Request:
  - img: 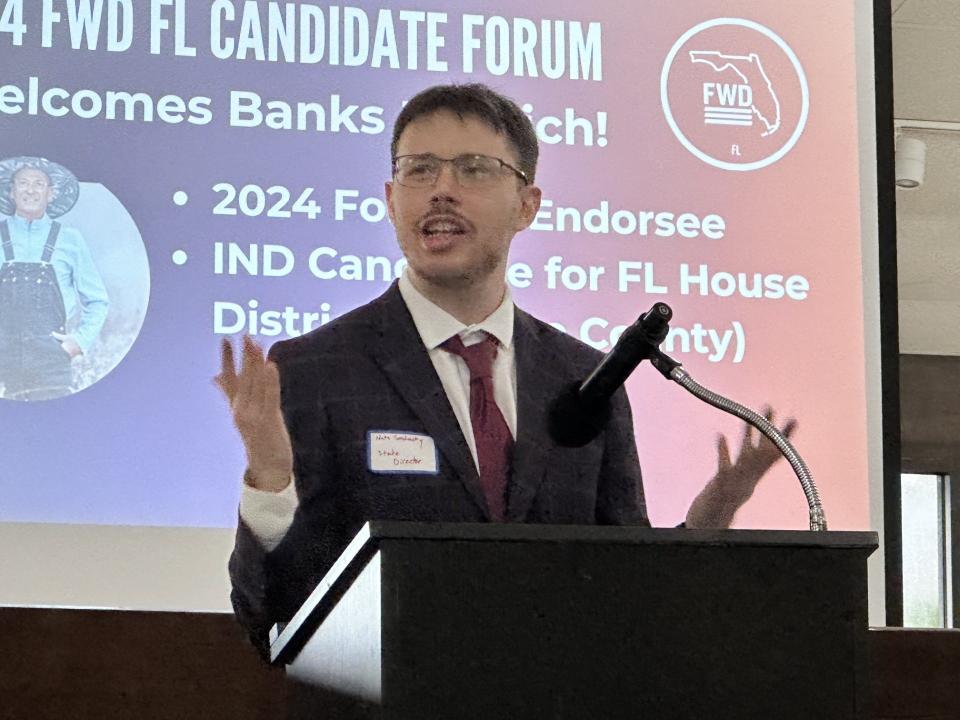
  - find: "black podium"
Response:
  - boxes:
[270,522,878,719]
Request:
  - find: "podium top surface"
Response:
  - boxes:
[270,522,878,663]
[356,521,879,549]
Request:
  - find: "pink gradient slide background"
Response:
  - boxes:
[0,1,871,531]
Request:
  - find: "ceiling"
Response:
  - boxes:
[892,0,960,354]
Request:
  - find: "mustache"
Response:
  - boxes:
[416,206,473,231]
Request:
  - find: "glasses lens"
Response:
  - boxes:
[453,156,500,187]
[395,156,440,187]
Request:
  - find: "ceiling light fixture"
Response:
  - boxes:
[895,136,926,189]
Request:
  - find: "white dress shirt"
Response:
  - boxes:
[239,271,518,550]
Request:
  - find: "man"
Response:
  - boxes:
[0,157,109,401]
[221,84,793,657]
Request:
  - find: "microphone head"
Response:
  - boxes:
[639,303,672,342]
[547,382,612,447]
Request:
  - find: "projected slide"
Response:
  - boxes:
[0,1,869,531]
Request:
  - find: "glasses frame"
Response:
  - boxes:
[391,153,529,188]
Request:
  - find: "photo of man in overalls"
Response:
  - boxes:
[0,157,109,402]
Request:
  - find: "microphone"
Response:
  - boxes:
[548,303,672,447]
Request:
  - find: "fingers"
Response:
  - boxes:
[51,331,66,341]
[240,334,262,374]
[745,406,796,449]
[263,360,282,416]
[729,407,797,466]
[746,407,774,451]
[739,413,754,446]
[215,337,238,401]
[221,337,235,374]
[215,336,269,406]
[757,412,797,450]
[748,406,775,446]
[752,413,798,471]
[236,335,266,411]
[716,434,732,472]
[739,406,773,451]
[781,417,798,438]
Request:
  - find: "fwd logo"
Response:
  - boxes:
[704,83,754,106]
[702,83,754,128]
[660,18,809,172]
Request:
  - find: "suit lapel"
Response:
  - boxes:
[505,309,551,521]
[369,284,490,519]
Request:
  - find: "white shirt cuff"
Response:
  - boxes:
[239,476,298,552]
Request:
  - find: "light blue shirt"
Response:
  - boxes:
[2,213,109,353]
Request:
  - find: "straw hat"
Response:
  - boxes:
[0,156,79,219]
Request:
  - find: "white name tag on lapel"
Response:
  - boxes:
[367,431,439,474]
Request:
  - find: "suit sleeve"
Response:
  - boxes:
[595,385,650,526]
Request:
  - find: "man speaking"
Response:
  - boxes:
[219,84,793,656]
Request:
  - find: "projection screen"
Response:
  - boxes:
[0,0,884,618]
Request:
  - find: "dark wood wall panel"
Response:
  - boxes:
[866,628,960,719]
[900,354,960,472]
[0,607,287,720]
[3,608,960,719]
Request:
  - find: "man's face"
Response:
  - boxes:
[10,168,54,221]
[385,111,541,290]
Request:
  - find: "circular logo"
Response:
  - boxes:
[660,18,809,172]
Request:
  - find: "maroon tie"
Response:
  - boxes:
[442,333,513,521]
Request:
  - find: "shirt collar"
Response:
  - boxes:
[398,270,514,351]
[8,213,52,230]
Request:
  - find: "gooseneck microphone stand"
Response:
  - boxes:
[647,319,828,532]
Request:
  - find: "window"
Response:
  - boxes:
[901,473,953,628]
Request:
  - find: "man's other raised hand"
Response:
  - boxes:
[215,336,293,493]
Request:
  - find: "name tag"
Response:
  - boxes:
[367,431,439,474]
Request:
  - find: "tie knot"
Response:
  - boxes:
[441,333,498,379]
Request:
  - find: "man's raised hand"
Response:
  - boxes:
[215,336,293,492]
[685,407,797,529]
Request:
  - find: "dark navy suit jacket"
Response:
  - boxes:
[229,282,649,655]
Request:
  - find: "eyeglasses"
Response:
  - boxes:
[392,153,529,188]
